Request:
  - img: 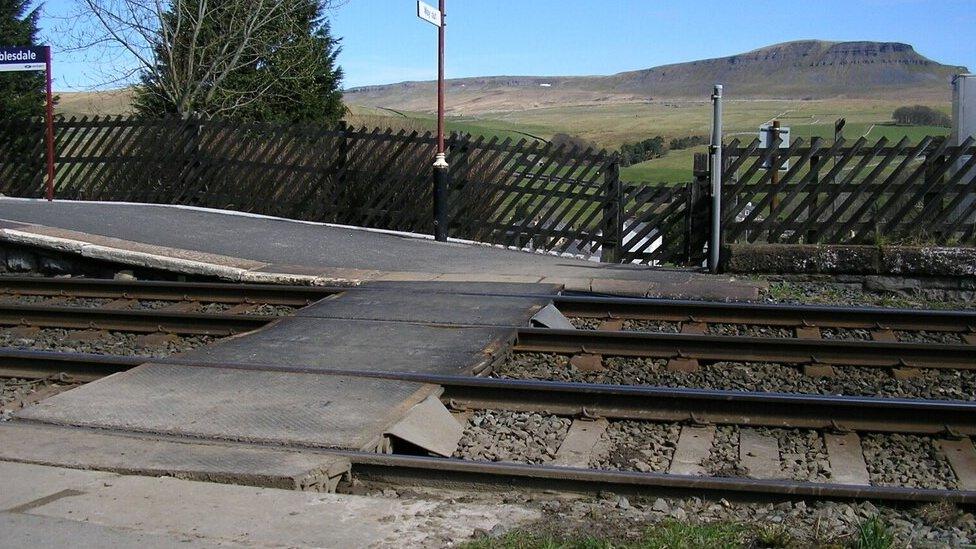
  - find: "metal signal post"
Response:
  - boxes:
[436,0,446,160]
[432,0,449,242]
[418,0,448,241]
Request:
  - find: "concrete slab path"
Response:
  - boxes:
[0,461,538,548]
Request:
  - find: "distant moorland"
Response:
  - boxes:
[54,40,965,183]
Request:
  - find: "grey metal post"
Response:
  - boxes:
[709,85,723,273]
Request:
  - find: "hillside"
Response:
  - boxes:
[346,40,967,114]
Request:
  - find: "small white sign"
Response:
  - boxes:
[417,0,442,27]
[0,47,46,72]
[759,125,790,170]
[0,62,44,72]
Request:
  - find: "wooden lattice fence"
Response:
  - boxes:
[448,134,617,258]
[721,136,976,246]
[6,115,969,268]
[0,116,640,260]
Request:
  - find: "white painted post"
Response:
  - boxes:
[709,85,723,273]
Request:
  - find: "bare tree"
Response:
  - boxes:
[61,0,342,118]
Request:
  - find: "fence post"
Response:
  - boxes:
[708,84,723,273]
[600,159,622,263]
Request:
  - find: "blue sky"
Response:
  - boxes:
[35,0,976,91]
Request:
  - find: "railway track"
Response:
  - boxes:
[0,277,342,305]
[514,327,975,369]
[553,295,976,343]
[0,277,340,337]
[3,279,975,505]
[4,349,975,504]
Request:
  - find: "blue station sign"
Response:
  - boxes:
[0,46,47,72]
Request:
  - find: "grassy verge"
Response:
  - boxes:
[462,516,899,549]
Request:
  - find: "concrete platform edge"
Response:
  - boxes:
[0,227,360,287]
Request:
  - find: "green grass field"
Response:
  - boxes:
[56,95,951,184]
[346,99,951,183]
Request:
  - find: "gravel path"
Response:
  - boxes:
[590,420,680,473]
[0,327,217,357]
[863,434,958,490]
[495,352,976,401]
[453,411,570,464]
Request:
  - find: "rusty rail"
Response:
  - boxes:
[554,295,976,333]
[0,277,342,305]
[2,349,972,435]
[514,328,975,369]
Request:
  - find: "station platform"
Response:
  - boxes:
[0,198,762,300]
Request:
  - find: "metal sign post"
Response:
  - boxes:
[0,46,54,201]
[709,85,723,273]
[417,0,449,241]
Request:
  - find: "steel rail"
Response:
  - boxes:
[0,277,344,305]
[2,349,972,435]
[13,422,971,504]
[341,452,976,504]
[515,328,976,369]
[0,304,272,335]
[0,348,135,381]
[554,295,976,333]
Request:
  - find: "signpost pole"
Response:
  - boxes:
[44,46,54,201]
[709,85,723,273]
[432,0,449,242]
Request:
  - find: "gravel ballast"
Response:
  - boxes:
[706,323,794,338]
[495,352,976,401]
[591,420,681,473]
[1,376,81,421]
[863,433,958,490]
[454,411,571,464]
[700,426,744,478]
[0,294,298,316]
[623,319,681,333]
[0,327,217,358]
[568,315,969,344]
[768,428,831,483]
[0,295,113,308]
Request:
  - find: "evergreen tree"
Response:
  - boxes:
[134,0,344,124]
[0,0,44,119]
